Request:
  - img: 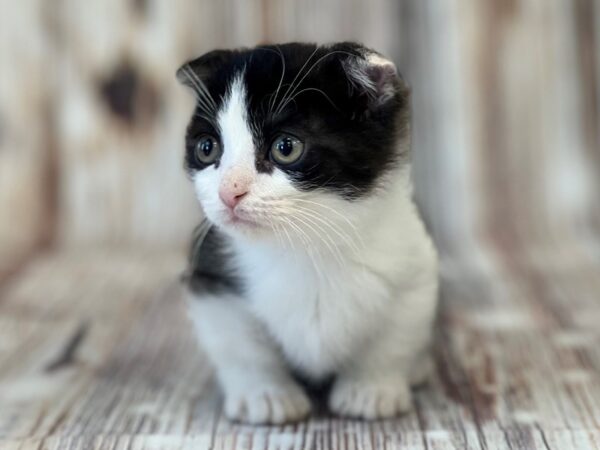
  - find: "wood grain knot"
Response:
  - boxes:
[98,61,160,129]
[132,0,150,17]
[45,322,90,372]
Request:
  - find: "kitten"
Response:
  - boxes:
[177,42,438,424]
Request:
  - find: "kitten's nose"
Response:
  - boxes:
[219,188,247,209]
[219,172,251,209]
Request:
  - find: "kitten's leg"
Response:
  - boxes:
[329,279,437,419]
[187,292,310,424]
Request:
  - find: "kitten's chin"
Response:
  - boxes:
[224,214,258,228]
[215,211,270,240]
[222,223,273,242]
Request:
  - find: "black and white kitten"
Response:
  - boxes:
[177,42,438,424]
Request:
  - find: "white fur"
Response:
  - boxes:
[187,293,311,424]
[188,71,438,423]
[344,52,398,106]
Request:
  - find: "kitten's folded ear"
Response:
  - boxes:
[341,49,409,112]
[176,49,233,87]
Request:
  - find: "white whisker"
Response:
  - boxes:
[277,87,340,113]
[263,214,285,249]
[190,218,212,267]
[289,198,360,232]
[273,47,319,116]
[186,66,217,110]
[269,46,286,114]
[274,50,357,116]
[276,215,298,252]
[281,214,325,269]
[293,206,361,255]
[183,65,217,113]
[277,212,323,268]
[289,197,367,254]
[289,211,346,269]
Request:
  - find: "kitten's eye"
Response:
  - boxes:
[194,136,221,165]
[270,135,305,165]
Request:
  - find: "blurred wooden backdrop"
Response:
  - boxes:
[2,2,600,447]
[1,0,599,262]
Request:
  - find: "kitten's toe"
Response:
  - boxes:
[329,377,412,419]
[225,383,310,424]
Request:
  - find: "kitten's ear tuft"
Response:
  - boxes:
[343,52,406,109]
[176,49,233,88]
[175,64,195,88]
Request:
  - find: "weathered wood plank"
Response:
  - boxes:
[1,249,599,448]
[263,0,401,58]
[0,251,214,442]
[0,0,54,252]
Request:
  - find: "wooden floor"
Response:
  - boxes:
[1,247,600,450]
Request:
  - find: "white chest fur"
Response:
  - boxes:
[232,179,437,380]
[236,246,391,378]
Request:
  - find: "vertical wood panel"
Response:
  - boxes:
[397,1,480,266]
[464,0,599,260]
[0,0,53,259]
[400,0,600,270]
[54,0,267,248]
[1,0,598,255]
[264,0,400,58]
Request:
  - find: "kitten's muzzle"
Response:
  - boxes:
[219,188,247,209]
[219,169,252,209]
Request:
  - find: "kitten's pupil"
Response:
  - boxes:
[201,139,214,156]
[278,138,294,157]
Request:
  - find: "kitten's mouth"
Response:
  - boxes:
[223,209,259,228]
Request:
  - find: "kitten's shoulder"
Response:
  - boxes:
[184,224,243,296]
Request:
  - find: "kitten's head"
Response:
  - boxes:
[177,42,410,242]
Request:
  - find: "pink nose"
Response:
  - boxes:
[219,182,249,209]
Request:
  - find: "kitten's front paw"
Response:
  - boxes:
[329,377,412,419]
[225,383,311,424]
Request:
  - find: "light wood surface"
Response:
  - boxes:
[1,247,599,449]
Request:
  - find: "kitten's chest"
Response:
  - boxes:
[236,247,390,378]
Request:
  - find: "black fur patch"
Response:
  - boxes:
[183,225,243,296]
[178,42,410,199]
